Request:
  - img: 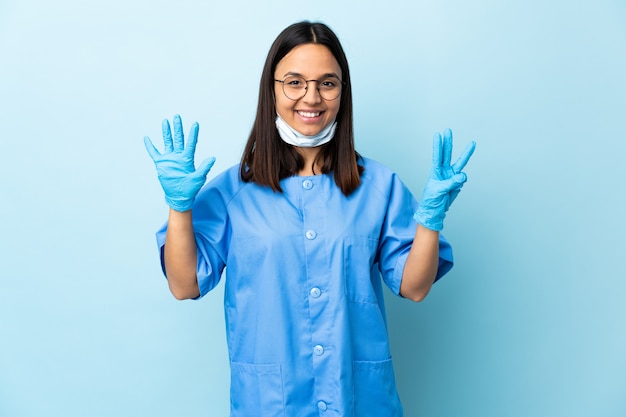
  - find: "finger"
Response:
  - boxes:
[432,132,443,171]
[447,188,460,209]
[161,119,173,153]
[172,114,184,152]
[446,173,467,208]
[439,172,467,193]
[451,172,467,188]
[196,156,217,177]
[143,136,161,160]
[442,128,453,168]
[451,141,476,173]
[185,122,200,155]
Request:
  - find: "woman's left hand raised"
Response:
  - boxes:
[414,129,476,231]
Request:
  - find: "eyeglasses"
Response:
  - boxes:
[274,75,344,101]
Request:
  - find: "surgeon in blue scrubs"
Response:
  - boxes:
[145,21,475,417]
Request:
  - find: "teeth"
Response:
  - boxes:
[298,111,320,118]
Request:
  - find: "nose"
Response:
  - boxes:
[302,80,322,103]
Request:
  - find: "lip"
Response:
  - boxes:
[296,110,325,123]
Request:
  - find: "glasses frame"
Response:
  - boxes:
[274,76,345,101]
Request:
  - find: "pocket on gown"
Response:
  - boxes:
[353,359,403,417]
[230,362,285,417]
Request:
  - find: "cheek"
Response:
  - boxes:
[274,90,290,113]
[329,101,341,119]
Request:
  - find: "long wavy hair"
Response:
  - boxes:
[240,21,362,196]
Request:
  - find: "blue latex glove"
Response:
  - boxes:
[414,129,476,231]
[144,115,216,212]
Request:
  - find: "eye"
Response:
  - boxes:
[320,78,339,89]
[285,77,305,87]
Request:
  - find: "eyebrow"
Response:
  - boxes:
[282,71,341,79]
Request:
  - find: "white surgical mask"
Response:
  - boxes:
[275,115,337,148]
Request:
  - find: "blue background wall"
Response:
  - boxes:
[1,0,625,416]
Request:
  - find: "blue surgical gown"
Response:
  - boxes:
[156,157,453,417]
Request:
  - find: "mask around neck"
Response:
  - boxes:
[275,115,337,148]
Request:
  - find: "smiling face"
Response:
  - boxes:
[274,43,342,137]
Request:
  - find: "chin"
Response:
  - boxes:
[298,127,323,136]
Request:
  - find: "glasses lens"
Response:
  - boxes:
[282,76,307,100]
[318,77,342,101]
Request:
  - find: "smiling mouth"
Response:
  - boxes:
[297,111,322,118]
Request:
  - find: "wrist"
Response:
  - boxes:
[165,195,195,212]
[413,207,444,232]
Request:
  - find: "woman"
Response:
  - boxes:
[145,21,475,417]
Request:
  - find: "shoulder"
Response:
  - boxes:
[357,156,419,218]
[358,156,409,195]
[197,164,247,204]
[208,164,243,186]
[359,156,395,177]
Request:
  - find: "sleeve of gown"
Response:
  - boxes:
[155,180,230,299]
[377,172,454,296]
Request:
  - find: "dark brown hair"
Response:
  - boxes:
[240,21,362,196]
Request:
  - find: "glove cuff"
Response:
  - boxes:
[165,196,195,212]
[413,208,445,232]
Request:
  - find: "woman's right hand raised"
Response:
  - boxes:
[144,114,216,212]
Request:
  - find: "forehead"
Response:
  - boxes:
[275,43,342,78]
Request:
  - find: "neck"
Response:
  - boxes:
[296,147,322,176]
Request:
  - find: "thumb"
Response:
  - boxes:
[144,136,161,161]
[441,172,467,192]
[452,172,467,185]
[196,157,217,177]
